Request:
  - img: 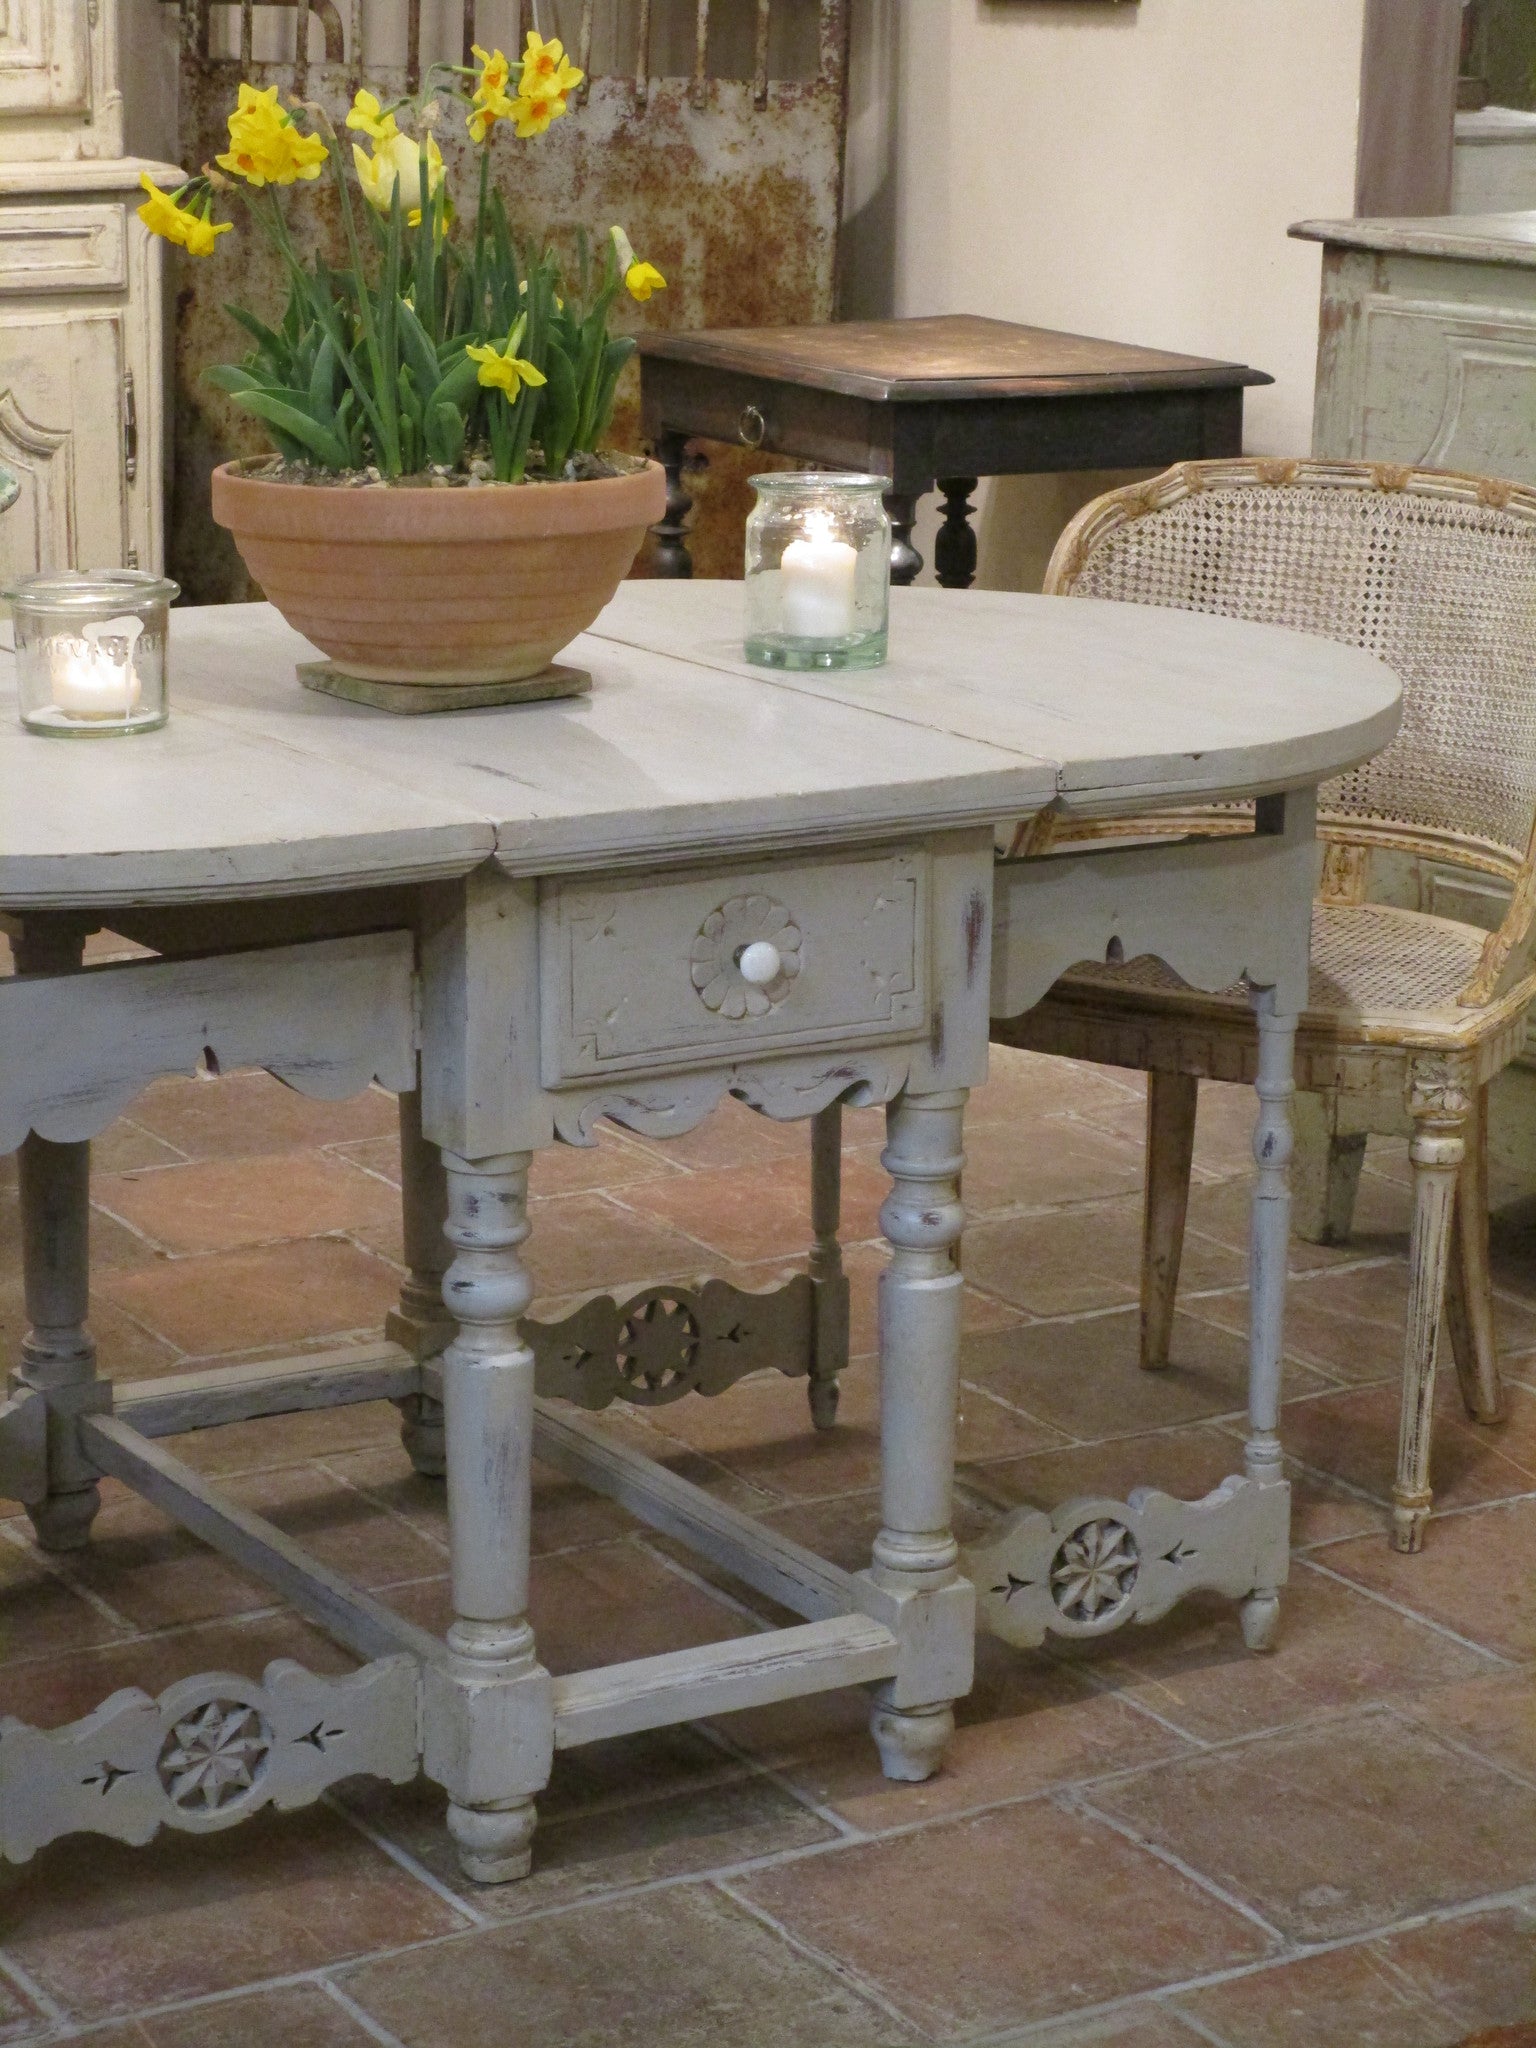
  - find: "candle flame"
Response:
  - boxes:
[801,508,838,545]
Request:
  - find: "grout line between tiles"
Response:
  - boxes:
[316,1977,413,2047]
[1295,1553,1519,1665]
[1059,1785,1288,1947]
[322,1792,492,1931]
[0,1952,74,2037]
[691,1716,870,1843]
[1378,1696,1536,1795]
[712,1877,929,2042]
[0,1519,137,1636]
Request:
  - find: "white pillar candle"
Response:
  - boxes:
[49,622,143,720]
[779,511,857,640]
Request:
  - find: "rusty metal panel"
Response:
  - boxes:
[171,0,850,599]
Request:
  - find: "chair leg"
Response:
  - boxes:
[1291,1090,1366,1247]
[1444,1084,1504,1426]
[1393,1089,1468,1553]
[1141,1070,1198,1370]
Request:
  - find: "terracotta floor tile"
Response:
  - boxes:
[717,1625,1190,1833]
[82,1982,386,2047]
[1171,1901,1536,2047]
[734,1797,1269,2037]
[0,1531,125,1663]
[1068,1079,1263,1185]
[1403,1665,1536,1782]
[1088,1708,1536,1941]
[94,1151,401,1257]
[648,1354,1065,1502]
[92,1118,188,1175]
[614,1153,891,1265]
[1186,1170,1414,1270]
[624,1094,814,1171]
[0,1611,356,1729]
[971,1422,1387,1549]
[1322,1497,1536,1659]
[0,1974,44,2040]
[1375,1902,1536,2035]
[962,1309,1332,1443]
[223,1460,451,1586]
[947,1114,1147,1216]
[1047,1566,1495,1743]
[521,1192,718,1296]
[529,1128,684,1198]
[1011,2009,1214,2048]
[1277,1379,1536,1517]
[1168,1941,1462,2048]
[43,1493,277,1632]
[0,1275,183,1385]
[969,1046,1143,1127]
[346,1750,833,1922]
[2,1806,465,2022]
[161,1395,405,1476]
[338,1884,909,2046]
[1489,1198,1536,1307]
[99,1238,403,1355]
[963,1199,1246,1318]
[126,1071,399,1159]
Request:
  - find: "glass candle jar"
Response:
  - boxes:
[744,473,890,670]
[8,569,178,736]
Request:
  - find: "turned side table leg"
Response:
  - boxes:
[424,1150,553,1883]
[14,923,103,1554]
[807,1102,849,1431]
[884,490,924,587]
[934,478,978,590]
[388,1088,455,1477]
[651,429,694,579]
[1241,988,1297,1651]
[868,1088,973,1780]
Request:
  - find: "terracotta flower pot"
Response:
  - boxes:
[211,458,666,686]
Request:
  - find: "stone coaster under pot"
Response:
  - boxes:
[298,660,592,714]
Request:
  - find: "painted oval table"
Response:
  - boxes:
[0,582,1401,1880]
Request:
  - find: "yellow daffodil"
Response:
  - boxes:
[610,225,666,302]
[472,44,512,99]
[345,87,399,144]
[508,87,563,138]
[519,30,583,102]
[216,82,328,186]
[352,129,445,227]
[467,334,548,399]
[136,173,231,257]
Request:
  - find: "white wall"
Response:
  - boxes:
[843,0,1368,585]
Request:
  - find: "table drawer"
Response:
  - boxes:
[540,849,929,1083]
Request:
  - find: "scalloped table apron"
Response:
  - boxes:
[0,582,1402,1880]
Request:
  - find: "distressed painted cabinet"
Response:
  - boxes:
[1293,212,1536,482]
[0,0,179,575]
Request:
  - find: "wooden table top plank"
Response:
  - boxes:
[588,584,1403,815]
[1290,211,1536,268]
[0,584,1401,909]
[637,314,1271,403]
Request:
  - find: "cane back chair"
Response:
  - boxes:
[994,458,1536,1553]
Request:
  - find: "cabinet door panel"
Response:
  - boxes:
[0,0,90,118]
[0,310,126,577]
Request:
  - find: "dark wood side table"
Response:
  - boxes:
[638,313,1271,585]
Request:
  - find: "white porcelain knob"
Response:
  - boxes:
[737,940,782,986]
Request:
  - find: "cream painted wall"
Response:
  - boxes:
[842,0,1368,586]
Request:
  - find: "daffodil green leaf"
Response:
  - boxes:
[232,391,349,468]
[539,339,579,474]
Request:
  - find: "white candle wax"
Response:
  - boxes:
[49,624,143,720]
[779,512,857,640]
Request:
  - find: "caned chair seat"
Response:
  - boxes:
[997,457,1536,1553]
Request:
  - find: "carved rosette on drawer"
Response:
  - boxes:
[963,1478,1290,1649]
[0,1657,420,1861]
[690,894,802,1017]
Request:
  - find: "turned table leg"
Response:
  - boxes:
[806,1102,848,1430]
[388,1087,455,1477]
[1240,987,1297,1651]
[884,490,924,587]
[868,1088,972,1780]
[14,923,104,1553]
[651,429,694,579]
[425,1149,553,1882]
[934,478,978,590]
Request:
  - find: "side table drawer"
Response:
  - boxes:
[0,204,126,295]
[540,849,929,1083]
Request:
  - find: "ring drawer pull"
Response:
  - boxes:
[738,404,766,449]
